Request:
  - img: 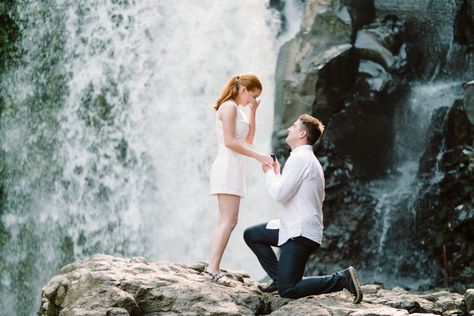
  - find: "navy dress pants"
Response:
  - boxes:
[243,222,347,299]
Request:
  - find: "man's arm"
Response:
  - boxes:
[264,156,307,203]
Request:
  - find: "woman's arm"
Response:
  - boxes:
[220,102,271,165]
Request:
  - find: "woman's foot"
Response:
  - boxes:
[204,270,237,287]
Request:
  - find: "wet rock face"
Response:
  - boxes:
[454,0,474,46]
[319,16,407,180]
[416,98,474,291]
[274,0,473,291]
[273,0,411,284]
[341,0,375,32]
[374,0,472,80]
[274,1,407,179]
[464,81,474,124]
[418,106,450,174]
[273,0,353,144]
[355,16,406,75]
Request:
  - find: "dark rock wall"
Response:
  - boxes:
[416,95,474,291]
[273,0,474,290]
[375,0,472,80]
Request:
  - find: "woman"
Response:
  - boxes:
[205,73,273,286]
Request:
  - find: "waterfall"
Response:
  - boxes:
[0,1,284,314]
[363,81,464,289]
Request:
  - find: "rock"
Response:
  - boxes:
[341,0,375,31]
[273,0,353,136]
[354,16,406,73]
[358,60,391,92]
[37,255,474,316]
[272,0,473,297]
[418,106,450,174]
[415,97,474,290]
[374,0,470,79]
[454,0,474,47]
[466,288,474,312]
[464,80,474,125]
[274,1,408,179]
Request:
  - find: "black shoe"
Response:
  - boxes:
[259,280,278,293]
[343,266,363,304]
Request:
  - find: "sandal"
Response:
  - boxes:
[203,270,236,287]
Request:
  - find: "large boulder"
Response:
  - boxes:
[38,254,472,316]
[274,0,407,179]
[273,0,353,163]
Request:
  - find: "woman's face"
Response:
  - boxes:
[239,87,261,106]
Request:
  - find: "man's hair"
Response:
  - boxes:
[298,114,325,146]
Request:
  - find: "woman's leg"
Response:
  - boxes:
[207,194,240,274]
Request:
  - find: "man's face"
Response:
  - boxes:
[286,119,303,146]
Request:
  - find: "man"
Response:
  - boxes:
[243,114,363,303]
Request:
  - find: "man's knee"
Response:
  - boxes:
[243,226,254,244]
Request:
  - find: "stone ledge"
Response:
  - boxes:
[38,254,473,316]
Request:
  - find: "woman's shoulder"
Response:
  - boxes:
[218,100,238,112]
[220,100,237,109]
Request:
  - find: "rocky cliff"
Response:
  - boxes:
[272,0,474,290]
[38,255,474,316]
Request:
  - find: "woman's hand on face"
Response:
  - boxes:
[249,98,260,111]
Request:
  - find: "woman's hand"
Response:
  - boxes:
[257,153,273,167]
[249,98,260,112]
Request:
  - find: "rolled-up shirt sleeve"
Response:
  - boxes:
[265,156,307,203]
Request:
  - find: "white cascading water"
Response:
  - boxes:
[0,1,304,314]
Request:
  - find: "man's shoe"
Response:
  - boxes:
[343,266,363,304]
[259,280,278,293]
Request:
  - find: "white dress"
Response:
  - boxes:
[210,101,249,197]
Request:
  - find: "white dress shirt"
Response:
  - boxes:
[265,145,325,246]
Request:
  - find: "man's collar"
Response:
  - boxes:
[290,144,312,155]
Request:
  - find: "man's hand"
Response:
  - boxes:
[262,158,281,174]
[273,158,281,175]
[262,162,272,173]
